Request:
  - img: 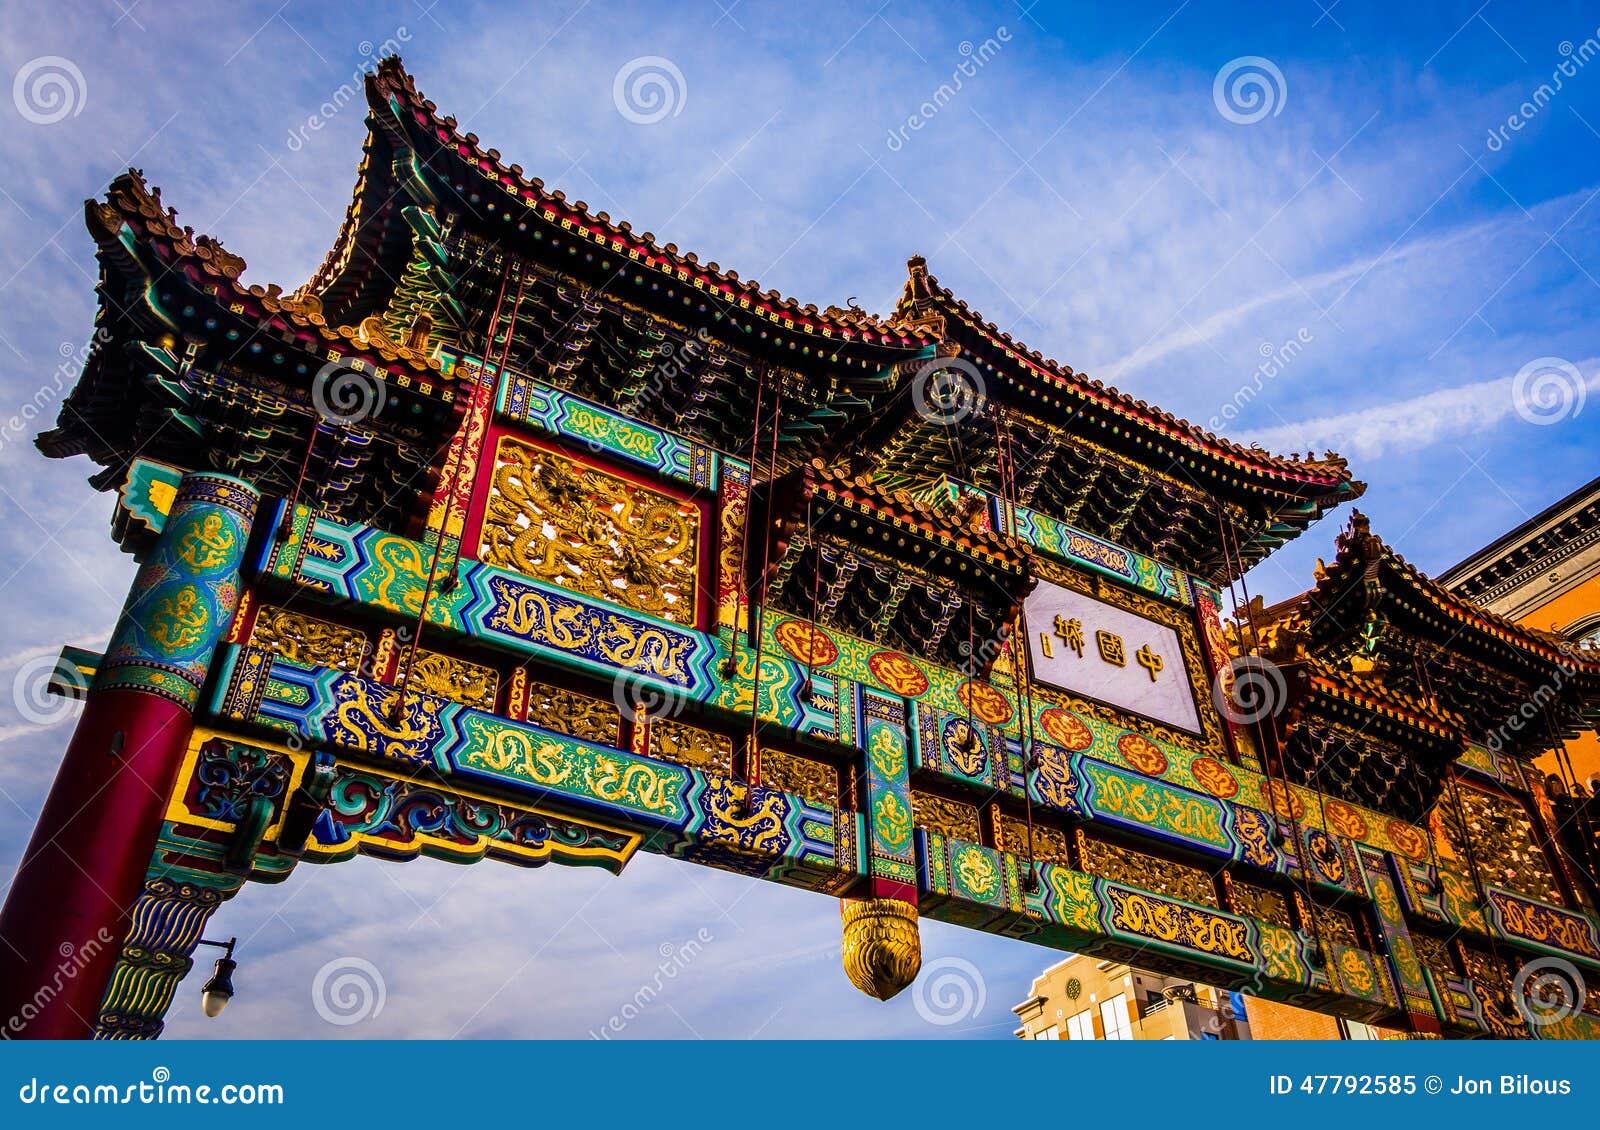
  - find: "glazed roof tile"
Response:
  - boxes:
[805,458,1027,567]
[333,58,935,350]
[1309,511,1596,668]
[895,256,1359,492]
[89,169,446,381]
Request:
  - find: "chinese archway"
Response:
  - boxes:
[4,58,1599,1039]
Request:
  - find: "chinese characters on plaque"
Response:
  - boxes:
[1024,579,1201,734]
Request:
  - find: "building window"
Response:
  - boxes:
[1568,617,1600,653]
[1065,1009,1095,1040]
[1033,1024,1059,1040]
[1101,993,1133,1040]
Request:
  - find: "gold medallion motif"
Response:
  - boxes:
[1115,732,1168,777]
[1039,706,1093,752]
[773,619,839,668]
[1190,755,1239,799]
[956,680,1014,725]
[867,650,929,697]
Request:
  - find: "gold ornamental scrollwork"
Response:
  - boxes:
[479,436,699,625]
[400,649,500,712]
[253,604,369,675]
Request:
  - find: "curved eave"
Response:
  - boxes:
[1301,669,1466,743]
[363,58,935,366]
[1308,519,1600,679]
[920,286,1361,502]
[303,123,414,326]
[84,172,450,393]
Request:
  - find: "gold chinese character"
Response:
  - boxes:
[1136,644,1163,682]
[1038,632,1054,659]
[1096,630,1125,667]
[1054,615,1085,657]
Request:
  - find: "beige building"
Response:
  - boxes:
[1012,955,1250,1040]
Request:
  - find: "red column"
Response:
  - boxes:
[0,473,257,1039]
[0,693,193,1037]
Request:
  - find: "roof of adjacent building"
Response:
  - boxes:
[1437,474,1600,620]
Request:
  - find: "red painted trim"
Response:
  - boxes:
[870,878,918,902]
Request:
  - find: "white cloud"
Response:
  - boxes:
[1240,358,1600,459]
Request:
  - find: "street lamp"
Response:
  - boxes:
[196,937,238,1018]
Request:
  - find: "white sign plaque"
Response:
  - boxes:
[1024,580,1201,734]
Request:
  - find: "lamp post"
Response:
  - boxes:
[196,937,238,1018]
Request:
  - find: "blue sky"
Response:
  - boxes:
[1,0,1598,1039]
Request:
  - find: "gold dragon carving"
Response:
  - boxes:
[648,718,734,775]
[525,678,620,745]
[761,749,840,810]
[252,604,369,675]
[479,437,699,625]
[401,649,500,712]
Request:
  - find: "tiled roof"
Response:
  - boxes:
[895,255,1360,491]
[88,169,446,381]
